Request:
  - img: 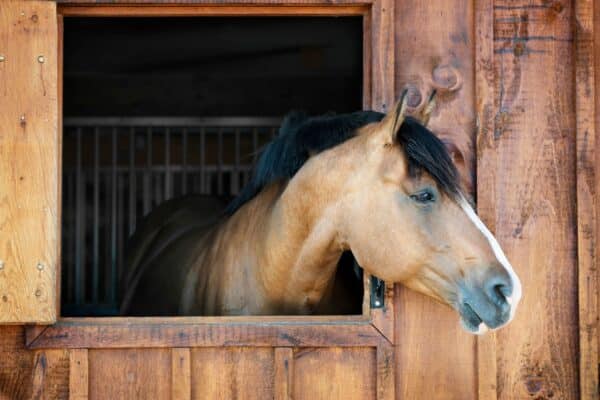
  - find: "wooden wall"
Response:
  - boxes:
[0,0,597,399]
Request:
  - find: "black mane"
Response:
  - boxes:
[225,111,460,215]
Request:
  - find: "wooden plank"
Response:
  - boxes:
[0,327,70,400]
[88,349,171,399]
[27,319,386,349]
[190,347,274,399]
[370,0,394,112]
[69,349,88,400]
[394,0,477,398]
[376,343,394,400]
[475,0,498,399]
[0,1,59,323]
[274,348,294,400]
[292,347,376,400]
[58,4,370,17]
[171,348,191,400]
[575,0,598,398]
[486,2,579,399]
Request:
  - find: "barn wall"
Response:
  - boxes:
[393,1,478,399]
[0,0,596,399]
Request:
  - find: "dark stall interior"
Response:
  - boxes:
[61,17,364,316]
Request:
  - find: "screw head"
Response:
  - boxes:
[37,55,45,63]
[0,55,5,62]
[36,263,44,271]
[374,300,381,307]
[0,261,4,270]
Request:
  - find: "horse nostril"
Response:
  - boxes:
[484,273,512,312]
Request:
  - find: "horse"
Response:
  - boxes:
[120,91,522,334]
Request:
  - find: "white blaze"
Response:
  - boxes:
[458,196,523,324]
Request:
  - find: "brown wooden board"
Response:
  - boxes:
[575,0,598,398]
[393,0,478,398]
[0,1,59,324]
[481,2,579,399]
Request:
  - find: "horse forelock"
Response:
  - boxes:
[225,112,461,215]
[395,116,461,198]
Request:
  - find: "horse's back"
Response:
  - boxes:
[120,195,227,315]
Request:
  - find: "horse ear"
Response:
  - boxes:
[379,89,409,143]
[417,90,437,127]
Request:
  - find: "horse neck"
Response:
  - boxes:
[251,163,347,313]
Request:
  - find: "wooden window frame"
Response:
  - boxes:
[26,1,396,349]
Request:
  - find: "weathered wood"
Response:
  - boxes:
[191,347,274,399]
[58,4,369,17]
[486,2,579,399]
[575,0,598,398]
[376,343,394,400]
[370,0,394,113]
[475,0,498,399]
[394,0,477,398]
[171,348,191,400]
[274,347,294,400]
[88,349,171,399]
[0,327,70,400]
[69,349,88,400]
[292,347,376,399]
[0,1,58,323]
[27,318,386,349]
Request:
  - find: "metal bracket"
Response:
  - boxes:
[370,276,385,309]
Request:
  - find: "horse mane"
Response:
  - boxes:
[225,111,460,215]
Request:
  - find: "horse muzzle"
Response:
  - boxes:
[457,265,519,334]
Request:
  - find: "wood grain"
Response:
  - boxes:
[274,347,293,400]
[88,349,171,399]
[394,0,477,398]
[69,349,88,400]
[27,319,385,349]
[190,347,274,399]
[58,4,369,17]
[575,0,598,398]
[0,1,58,323]
[292,347,376,400]
[0,327,69,400]
[474,0,498,398]
[485,2,579,399]
[171,348,191,400]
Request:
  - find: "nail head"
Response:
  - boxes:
[36,263,44,271]
[37,55,45,63]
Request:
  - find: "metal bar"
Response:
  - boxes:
[200,127,206,194]
[110,127,118,305]
[64,116,281,128]
[92,127,100,304]
[217,128,223,195]
[143,127,152,215]
[165,127,171,200]
[74,127,83,305]
[129,127,136,235]
[182,128,188,195]
[252,127,259,163]
[233,128,240,194]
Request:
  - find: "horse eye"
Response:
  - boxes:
[410,190,435,203]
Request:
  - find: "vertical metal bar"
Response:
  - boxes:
[92,127,100,304]
[182,128,188,195]
[68,154,75,304]
[74,127,83,305]
[200,127,206,194]
[252,127,259,163]
[165,127,171,200]
[117,165,124,290]
[129,127,136,235]
[233,128,240,194]
[217,128,223,195]
[110,127,118,305]
[143,127,152,215]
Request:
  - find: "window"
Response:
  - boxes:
[61,17,365,316]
